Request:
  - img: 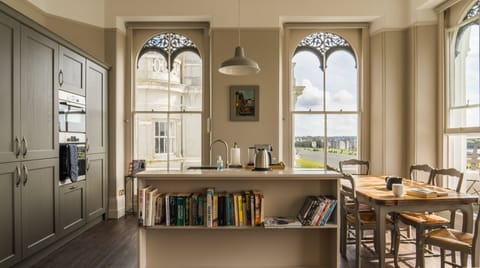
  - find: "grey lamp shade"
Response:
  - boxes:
[218,46,260,76]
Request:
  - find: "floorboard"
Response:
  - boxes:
[32,217,464,268]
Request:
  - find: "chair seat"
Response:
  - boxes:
[346,211,393,226]
[400,212,450,225]
[345,202,374,212]
[426,227,473,249]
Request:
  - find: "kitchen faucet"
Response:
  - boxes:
[210,139,229,168]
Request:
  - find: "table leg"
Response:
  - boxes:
[376,207,387,268]
[461,205,475,267]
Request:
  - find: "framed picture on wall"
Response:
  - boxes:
[230,85,259,121]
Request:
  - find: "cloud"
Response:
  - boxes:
[295,79,323,110]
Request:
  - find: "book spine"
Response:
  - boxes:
[197,195,205,226]
[213,193,218,227]
[249,193,255,226]
[165,194,170,226]
[237,194,244,226]
[169,195,177,226]
[226,194,232,226]
[321,199,337,225]
[191,194,198,226]
[233,193,239,226]
[206,188,214,227]
[176,196,185,226]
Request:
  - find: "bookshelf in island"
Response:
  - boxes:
[136,168,343,268]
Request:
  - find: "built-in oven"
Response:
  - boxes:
[59,90,87,185]
[59,90,86,134]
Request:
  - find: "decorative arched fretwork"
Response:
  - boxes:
[137,33,200,71]
[463,0,479,21]
[293,32,356,71]
[455,1,480,57]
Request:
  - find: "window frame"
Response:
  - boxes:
[282,24,369,169]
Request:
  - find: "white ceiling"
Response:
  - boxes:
[25,0,447,32]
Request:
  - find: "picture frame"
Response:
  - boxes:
[229,85,259,121]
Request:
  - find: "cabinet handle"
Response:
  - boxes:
[15,166,21,187]
[59,70,64,87]
[23,165,28,185]
[86,137,90,152]
[86,158,90,172]
[15,136,20,158]
[69,185,78,190]
[21,137,28,157]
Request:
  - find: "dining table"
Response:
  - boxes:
[346,175,479,268]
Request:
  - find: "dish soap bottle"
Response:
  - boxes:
[216,155,224,171]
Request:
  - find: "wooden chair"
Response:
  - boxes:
[340,173,395,267]
[394,168,464,268]
[339,159,370,175]
[409,164,434,183]
[424,204,480,268]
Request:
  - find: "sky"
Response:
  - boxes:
[292,50,358,137]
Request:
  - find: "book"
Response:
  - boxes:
[138,185,153,226]
[146,188,159,226]
[154,194,165,225]
[233,193,239,226]
[237,194,244,226]
[206,188,215,227]
[264,216,302,228]
[406,188,449,198]
[320,198,337,225]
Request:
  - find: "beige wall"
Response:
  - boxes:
[407,24,438,170]
[105,28,126,218]
[370,30,408,176]
[211,28,281,164]
[1,0,106,61]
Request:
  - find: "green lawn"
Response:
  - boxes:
[295,158,324,168]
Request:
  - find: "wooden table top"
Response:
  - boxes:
[346,175,479,206]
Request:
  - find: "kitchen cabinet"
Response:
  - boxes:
[86,154,107,221]
[0,13,20,164]
[59,45,86,96]
[21,159,59,258]
[0,162,21,267]
[60,181,86,236]
[20,25,59,161]
[86,60,107,154]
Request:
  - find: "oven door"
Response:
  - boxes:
[59,101,86,133]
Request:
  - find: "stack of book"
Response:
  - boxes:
[138,186,264,227]
[296,195,337,226]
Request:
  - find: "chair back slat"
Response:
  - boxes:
[339,159,369,175]
[428,168,464,193]
[409,164,433,182]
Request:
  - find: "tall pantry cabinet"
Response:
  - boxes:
[0,14,60,267]
[86,60,108,221]
[0,4,108,267]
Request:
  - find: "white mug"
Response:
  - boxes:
[392,183,404,197]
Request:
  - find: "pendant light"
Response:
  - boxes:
[218,0,260,75]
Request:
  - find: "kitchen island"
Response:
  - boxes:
[136,168,342,268]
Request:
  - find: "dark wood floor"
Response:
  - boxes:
[32,216,138,268]
[33,217,455,268]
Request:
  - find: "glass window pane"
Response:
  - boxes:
[446,135,480,194]
[134,113,201,170]
[451,24,479,108]
[325,51,358,111]
[292,51,324,112]
[326,115,358,169]
[449,107,480,128]
[294,114,325,168]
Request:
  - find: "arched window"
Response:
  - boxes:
[134,33,203,170]
[291,32,359,169]
[444,0,479,193]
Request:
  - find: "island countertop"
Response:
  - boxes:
[136,168,342,181]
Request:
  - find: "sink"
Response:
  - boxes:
[187,166,218,170]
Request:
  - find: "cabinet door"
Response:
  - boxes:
[86,60,107,154]
[59,180,86,235]
[21,159,59,257]
[0,162,21,267]
[59,45,86,96]
[20,26,59,161]
[0,13,20,163]
[86,154,106,221]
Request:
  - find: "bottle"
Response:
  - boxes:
[216,155,224,171]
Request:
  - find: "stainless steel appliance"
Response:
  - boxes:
[59,90,86,184]
[253,144,273,171]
